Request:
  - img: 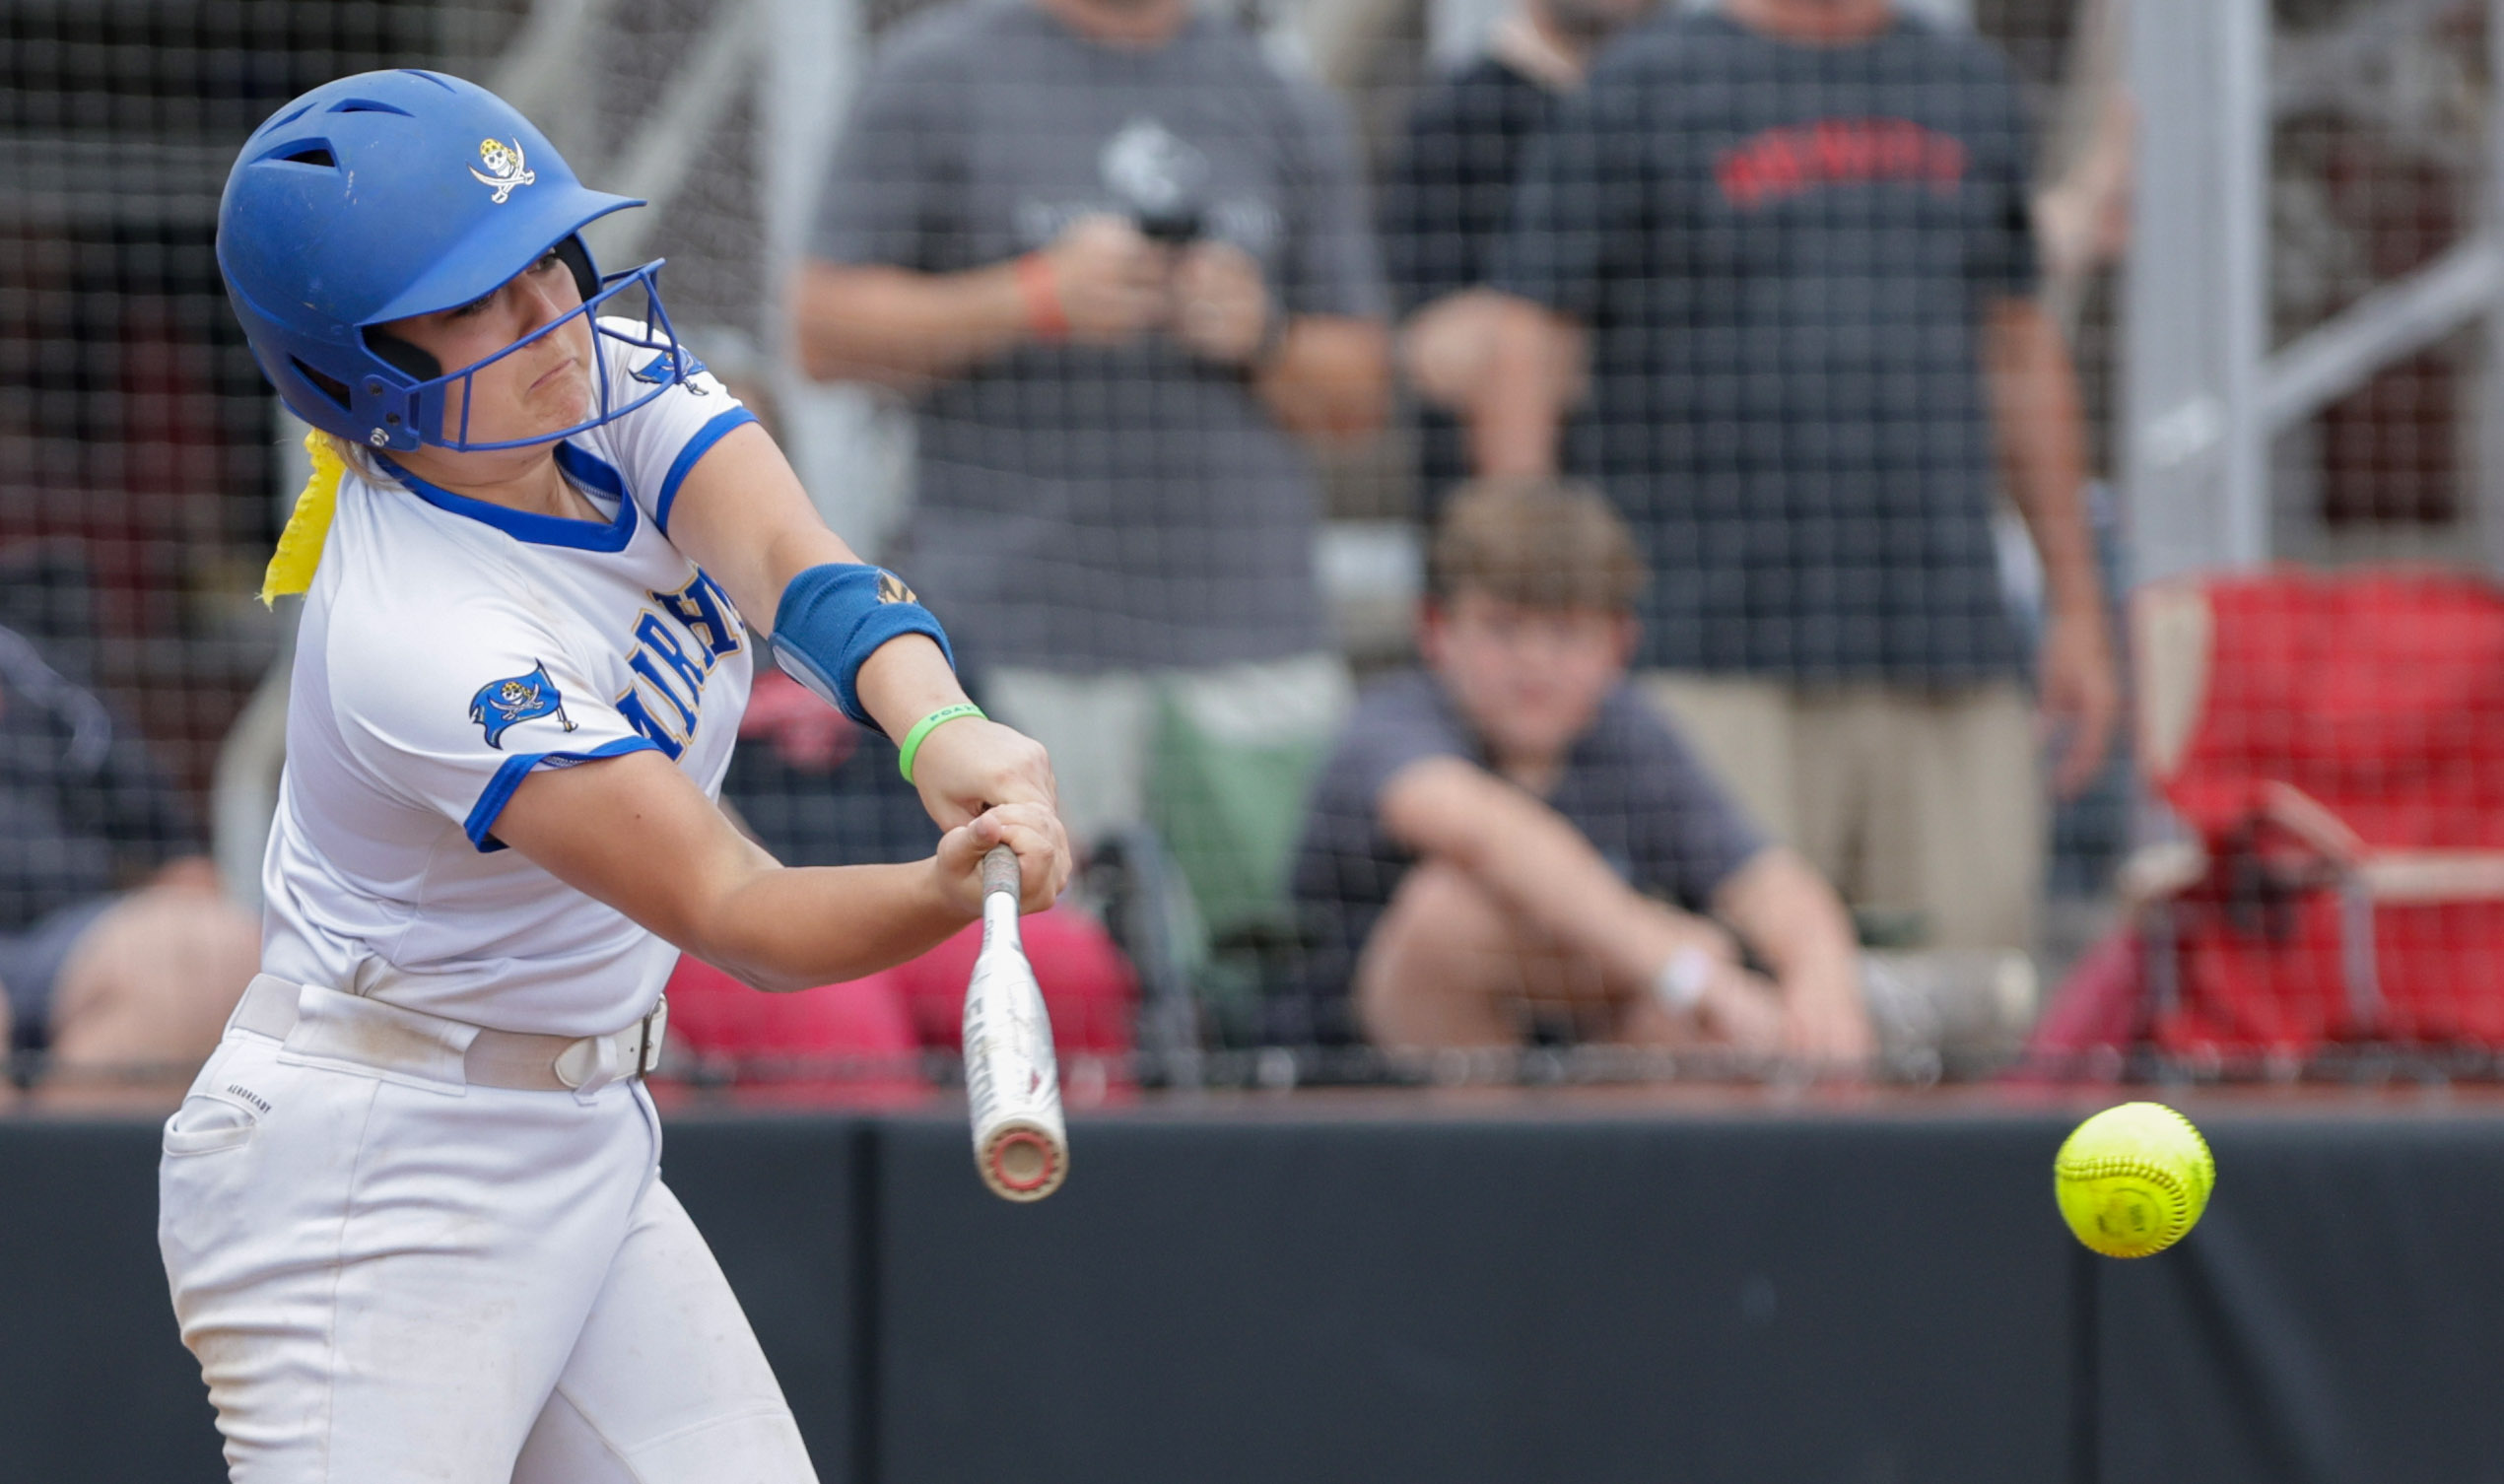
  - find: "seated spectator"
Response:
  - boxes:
[0,623,257,1093]
[1291,481,1867,1058]
[793,0,1390,855]
[1292,480,2036,1068]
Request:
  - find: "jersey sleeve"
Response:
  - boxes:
[586,319,756,539]
[1962,50,2042,299]
[1490,70,1648,320]
[324,592,665,852]
[1274,75,1389,321]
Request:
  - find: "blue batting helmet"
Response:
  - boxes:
[218,69,687,452]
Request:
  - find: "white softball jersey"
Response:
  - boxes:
[258,324,757,1038]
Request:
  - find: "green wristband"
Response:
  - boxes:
[898,703,985,784]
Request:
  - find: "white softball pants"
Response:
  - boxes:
[158,1010,817,1483]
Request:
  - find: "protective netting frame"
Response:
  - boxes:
[12,0,2504,1099]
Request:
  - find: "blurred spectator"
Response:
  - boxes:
[794,0,1392,854]
[1473,0,2118,956]
[0,622,256,1086]
[739,670,866,776]
[1289,479,1871,1060]
[661,952,927,1107]
[1378,0,1657,513]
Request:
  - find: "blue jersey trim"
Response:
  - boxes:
[555,441,629,504]
[464,735,663,852]
[653,407,759,535]
[381,444,639,553]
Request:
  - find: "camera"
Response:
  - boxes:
[1102,117,1207,245]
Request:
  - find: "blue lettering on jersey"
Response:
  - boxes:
[614,685,684,761]
[651,574,741,659]
[469,663,575,749]
[635,613,710,702]
[626,644,700,748]
[615,576,747,761]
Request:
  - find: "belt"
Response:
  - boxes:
[232,975,667,1093]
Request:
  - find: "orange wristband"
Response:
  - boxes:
[1015,253,1069,340]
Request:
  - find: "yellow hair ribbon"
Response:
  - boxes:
[258,429,347,606]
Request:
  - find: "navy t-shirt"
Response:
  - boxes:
[1493,12,2039,683]
[1284,670,1764,1040]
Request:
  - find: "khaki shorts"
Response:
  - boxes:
[1639,674,2043,953]
[983,652,1352,852]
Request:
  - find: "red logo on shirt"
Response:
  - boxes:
[1715,117,1969,210]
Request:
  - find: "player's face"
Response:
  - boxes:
[380,250,594,448]
[1421,592,1635,769]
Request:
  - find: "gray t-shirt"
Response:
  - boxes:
[1283,670,1765,1041]
[810,0,1387,672]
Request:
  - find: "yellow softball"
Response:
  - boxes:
[2053,1102,2215,1258]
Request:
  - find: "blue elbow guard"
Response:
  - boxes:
[769,564,955,729]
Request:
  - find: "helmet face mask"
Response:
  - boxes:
[219,70,689,453]
[354,256,686,452]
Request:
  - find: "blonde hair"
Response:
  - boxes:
[1428,477,1647,613]
[258,429,375,604]
[314,428,387,480]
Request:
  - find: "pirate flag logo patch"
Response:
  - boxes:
[470,137,537,204]
[469,662,575,748]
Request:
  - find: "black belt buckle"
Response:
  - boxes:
[634,994,669,1076]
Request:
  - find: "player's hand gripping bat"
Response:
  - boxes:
[964,843,1068,1201]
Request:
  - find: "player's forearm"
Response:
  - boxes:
[1987,298,2100,621]
[1385,761,1726,986]
[1713,848,1861,1001]
[1472,817,1725,986]
[792,260,1032,391]
[1254,316,1391,442]
[1464,295,1575,477]
[1398,289,1506,412]
[502,751,974,989]
[852,635,973,741]
[851,636,1057,828]
[691,859,973,993]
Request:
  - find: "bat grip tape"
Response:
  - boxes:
[981,843,1022,899]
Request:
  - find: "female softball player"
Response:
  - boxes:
[161,69,1067,1481]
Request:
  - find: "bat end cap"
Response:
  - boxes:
[981,1126,1067,1201]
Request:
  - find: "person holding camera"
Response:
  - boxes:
[795,0,1390,852]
